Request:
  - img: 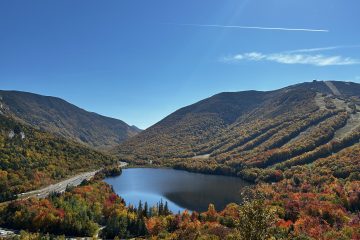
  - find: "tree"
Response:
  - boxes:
[102,215,128,239]
[235,199,275,240]
[159,199,164,215]
[143,202,148,218]
[137,200,143,217]
[164,201,170,215]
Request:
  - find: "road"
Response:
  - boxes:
[0,162,128,237]
[17,161,128,200]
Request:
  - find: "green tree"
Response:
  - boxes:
[102,215,128,239]
[235,199,275,240]
[143,201,148,217]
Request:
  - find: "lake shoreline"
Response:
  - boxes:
[104,167,251,213]
[123,163,254,184]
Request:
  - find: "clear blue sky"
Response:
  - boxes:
[1,0,359,129]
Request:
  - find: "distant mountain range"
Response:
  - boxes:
[1,80,360,183]
[0,90,141,150]
[1,80,359,239]
[115,80,360,181]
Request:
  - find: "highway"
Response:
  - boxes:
[17,161,128,200]
[0,162,128,237]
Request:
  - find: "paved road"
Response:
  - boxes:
[17,161,128,200]
[0,162,128,237]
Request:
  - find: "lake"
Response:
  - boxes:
[104,168,250,213]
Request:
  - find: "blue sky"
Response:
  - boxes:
[1,0,359,129]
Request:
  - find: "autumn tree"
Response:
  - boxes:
[235,199,275,240]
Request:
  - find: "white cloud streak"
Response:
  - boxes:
[286,45,360,53]
[170,23,329,32]
[222,52,360,66]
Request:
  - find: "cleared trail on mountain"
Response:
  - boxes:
[271,113,360,168]
[279,93,345,147]
[334,112,360,140]
[325,81,341,96]
[286,124,317,145]
[315,93,327,110]
[273,131,360,170]
[269,110,360,170]
[313,90,360,141]
[194,94,360,171]
[118,81,360,179]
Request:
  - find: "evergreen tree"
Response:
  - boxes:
[159,199,164,215]
[102,215,128,239]
[164,201,170,215]
[138,217,147,236]
[137,200,143,217]
[143,201,148,218]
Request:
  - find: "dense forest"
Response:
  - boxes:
[1,81,360,239]
[1,142,359,240]
[116,81,360,186]
[0,114,116,202]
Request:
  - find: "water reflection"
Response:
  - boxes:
[105,168,250,213]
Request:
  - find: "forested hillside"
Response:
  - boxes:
[1,144,359,239]
[115,81,360,183]
[0,90,141,150]
[0,80,359,239]
[0,114,116,202]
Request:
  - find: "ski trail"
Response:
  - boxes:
[325,81,341,96]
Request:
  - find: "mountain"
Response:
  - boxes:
[0,113,116,201]
[0,90,141,150]
[115,80,360,181]
[1,81,360,239]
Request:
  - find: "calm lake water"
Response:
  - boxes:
[104,168,250,213]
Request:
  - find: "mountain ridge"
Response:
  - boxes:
[0,113,117,201]
[0,90,141,150]
[115,80,360,182]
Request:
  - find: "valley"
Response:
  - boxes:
[1,1,359,238]
[0,80,359,239]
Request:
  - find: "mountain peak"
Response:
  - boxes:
[0,90,140,149]
[115,80,360,170]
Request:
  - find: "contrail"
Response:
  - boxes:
[168,23,329,32]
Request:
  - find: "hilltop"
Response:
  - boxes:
[0,90,141,150]
[115,80,360,182]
